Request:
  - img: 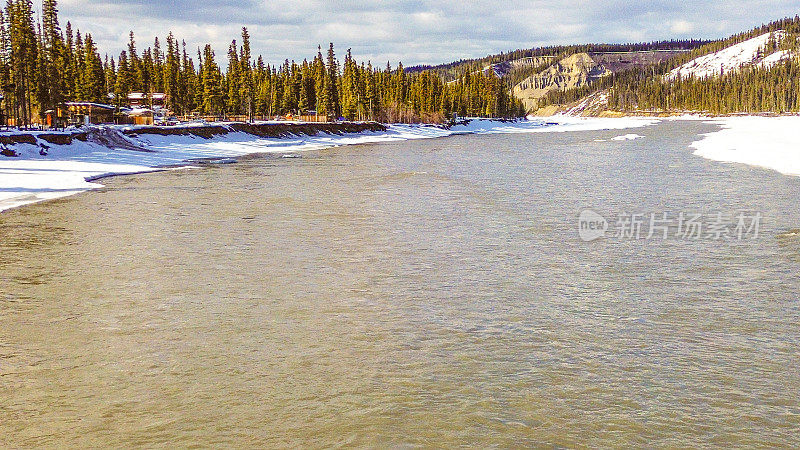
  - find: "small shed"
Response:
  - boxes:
[128,108,155,126]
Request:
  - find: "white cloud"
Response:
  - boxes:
[44,0,800,67]
[671,20,695,34]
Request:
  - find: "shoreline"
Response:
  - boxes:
[4,114,799,214]
[0,116,661,213]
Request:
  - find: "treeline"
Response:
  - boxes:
[0,0,524,127]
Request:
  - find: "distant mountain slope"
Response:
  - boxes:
[408,15,800,117]
[406,40,708,83]
[758,49,795,68]
[592,50,689,73]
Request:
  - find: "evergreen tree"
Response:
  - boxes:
[200,44,223,114]
[152,36,163,92]
[226,39,240,114]
[239,27,254,120]
[6,0,38,126]
[180,41,197,113]
[313,46,326,114]
[114,50,131,106]
[40,0,64,113]
[104,54,115,96]
[163,32,179,113]
[63,20,76,98]
[127,31,142,91]
[82,33,105,103]
[325,43,339,118]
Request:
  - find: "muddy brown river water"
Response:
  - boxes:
[1,121,799,447]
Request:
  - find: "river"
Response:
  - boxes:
[1,120,799,447]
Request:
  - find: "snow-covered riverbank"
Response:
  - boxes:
[0,116,659,213]
[690,116,800,177]
[4,114,800,214]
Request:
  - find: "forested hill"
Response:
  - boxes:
[536,16,800,115]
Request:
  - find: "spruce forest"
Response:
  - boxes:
[0,0,525,128]
[3,0,800,126]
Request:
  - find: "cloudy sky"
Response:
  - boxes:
[53,0,800,67]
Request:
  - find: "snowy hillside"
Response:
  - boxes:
[666,31,787,80]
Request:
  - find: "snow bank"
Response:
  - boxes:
[0,160,159,211]
[661,114,716,121]
[0,116,659,213]
[611,133,644,141]
[667,31,786,80]
[690,116,800,176]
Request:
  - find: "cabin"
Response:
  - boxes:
[64,102,116,125]
[128,92,167,108]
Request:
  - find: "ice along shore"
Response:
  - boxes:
[0,116,663,213]
[5,114,800,213]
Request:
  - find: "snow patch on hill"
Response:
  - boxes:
[758,49,794,68]
[667,31,786,80]
[563,91,610,116]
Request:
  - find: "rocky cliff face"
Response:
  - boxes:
[512,53,611,111]
[512,50,688,112]
[483,56,555,78]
